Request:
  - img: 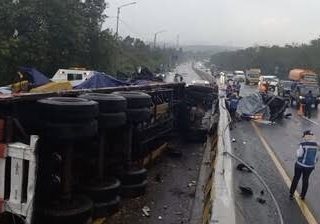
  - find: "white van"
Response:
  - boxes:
[52,68,95,87]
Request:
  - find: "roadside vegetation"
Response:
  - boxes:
[211,39,320,80]
[0,0,179,85]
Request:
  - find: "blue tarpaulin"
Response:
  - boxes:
[19,67,50,87]
[74,72,129,89]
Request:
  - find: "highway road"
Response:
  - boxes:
[165,62,202,84]
[232,84,320,224]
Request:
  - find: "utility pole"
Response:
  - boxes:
[154,30,166,49]
[115,2,136,37]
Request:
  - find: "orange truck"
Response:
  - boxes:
[288,69,318,83]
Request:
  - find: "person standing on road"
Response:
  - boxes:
[304,90,313,119]
[289,130,319,200]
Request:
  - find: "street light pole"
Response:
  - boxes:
[154,30,166,49]
[116,2,136,37]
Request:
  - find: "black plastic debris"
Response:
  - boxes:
[256,197,266,204]
[239,186,253,196]
[236,163,253,173]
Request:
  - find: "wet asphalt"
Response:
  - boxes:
[232,84,320,223]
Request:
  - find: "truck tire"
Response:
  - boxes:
[113,91,152,109]
[121,180,148,198]
[35,195,93,224]
[38,97,99,122]
[93,196,121,218]
[99,112,126,129]
[81,178,121,203]
[42,120,98,141]
[121,168,147,185]
[127,108,151,123]
[79,93,127,113]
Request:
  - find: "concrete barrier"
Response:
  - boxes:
[210,93,236,224]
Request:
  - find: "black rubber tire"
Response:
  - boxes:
[38,97,99,122]
[113,91,152,109]
[121,180,148,198]
[127,108,151,123]
[35,195,93,224]
[79,93,127,113]
[121,168,147,185]
[81,178,121,203]
[42,120,98,141]
[187,85,213,93]
[93,196,121,218]
[99,112,126,129]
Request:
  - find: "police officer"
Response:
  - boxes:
[289,130,319,200]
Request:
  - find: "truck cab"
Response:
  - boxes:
[245,69,261,85]
[52,68,95,87]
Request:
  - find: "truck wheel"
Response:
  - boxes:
[93,196,121,218]
[81,178,121,203]
[127,108,151,123]
[113,91,152,109]
[121,180,148,198]
[121,168,147,185]
[99,112,126,129]
[42,120,98,141]
[35,195,93,224]
[38,97,99,122]
[79,93,127,113]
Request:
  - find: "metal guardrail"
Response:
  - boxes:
[210,93,236,224]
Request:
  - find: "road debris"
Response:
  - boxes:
[158,216,163,220]
[236,163,253,172]
[232,138,236,142]
[188,180,197,187]
[239,186,253,196]
[256,197,266,204]
[142,206,151,217]
[243,141,247,145]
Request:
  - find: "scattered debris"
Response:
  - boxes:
[142,206,151,217]
[236,163,253,173]
[163,205,168,210]
[232,138,236,142]
[256,197,266,204]
[168,150,183,158]
[284,113,292,119]
[158,216,163,220]
[239,186,253,196]
[243,141,247,145]
[188,181,197,188]
[155,173,163,183]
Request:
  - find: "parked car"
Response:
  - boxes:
[278,80,293,98]
[233,71,245,82]
[290,84,320,109]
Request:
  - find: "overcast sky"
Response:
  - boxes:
[104,0,320,47]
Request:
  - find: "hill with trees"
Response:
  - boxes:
[0,0,179,85]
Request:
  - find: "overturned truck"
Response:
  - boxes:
[0,82,218,224]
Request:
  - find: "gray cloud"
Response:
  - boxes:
[104,0,320,47]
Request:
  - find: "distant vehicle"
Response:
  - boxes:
[258,75,279,92]
[52,68,94,87]
[233,71,245,82]
[226,73,234,82]
[288,69,318,84]
[278,80,293,98]
[290,84,320,109]
[191,80,210,87]
[245,68,261,85]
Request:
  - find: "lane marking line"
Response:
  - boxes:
[302,116,320,126]
[251,122,318,224]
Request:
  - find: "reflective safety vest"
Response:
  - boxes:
[297,141,318,167]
